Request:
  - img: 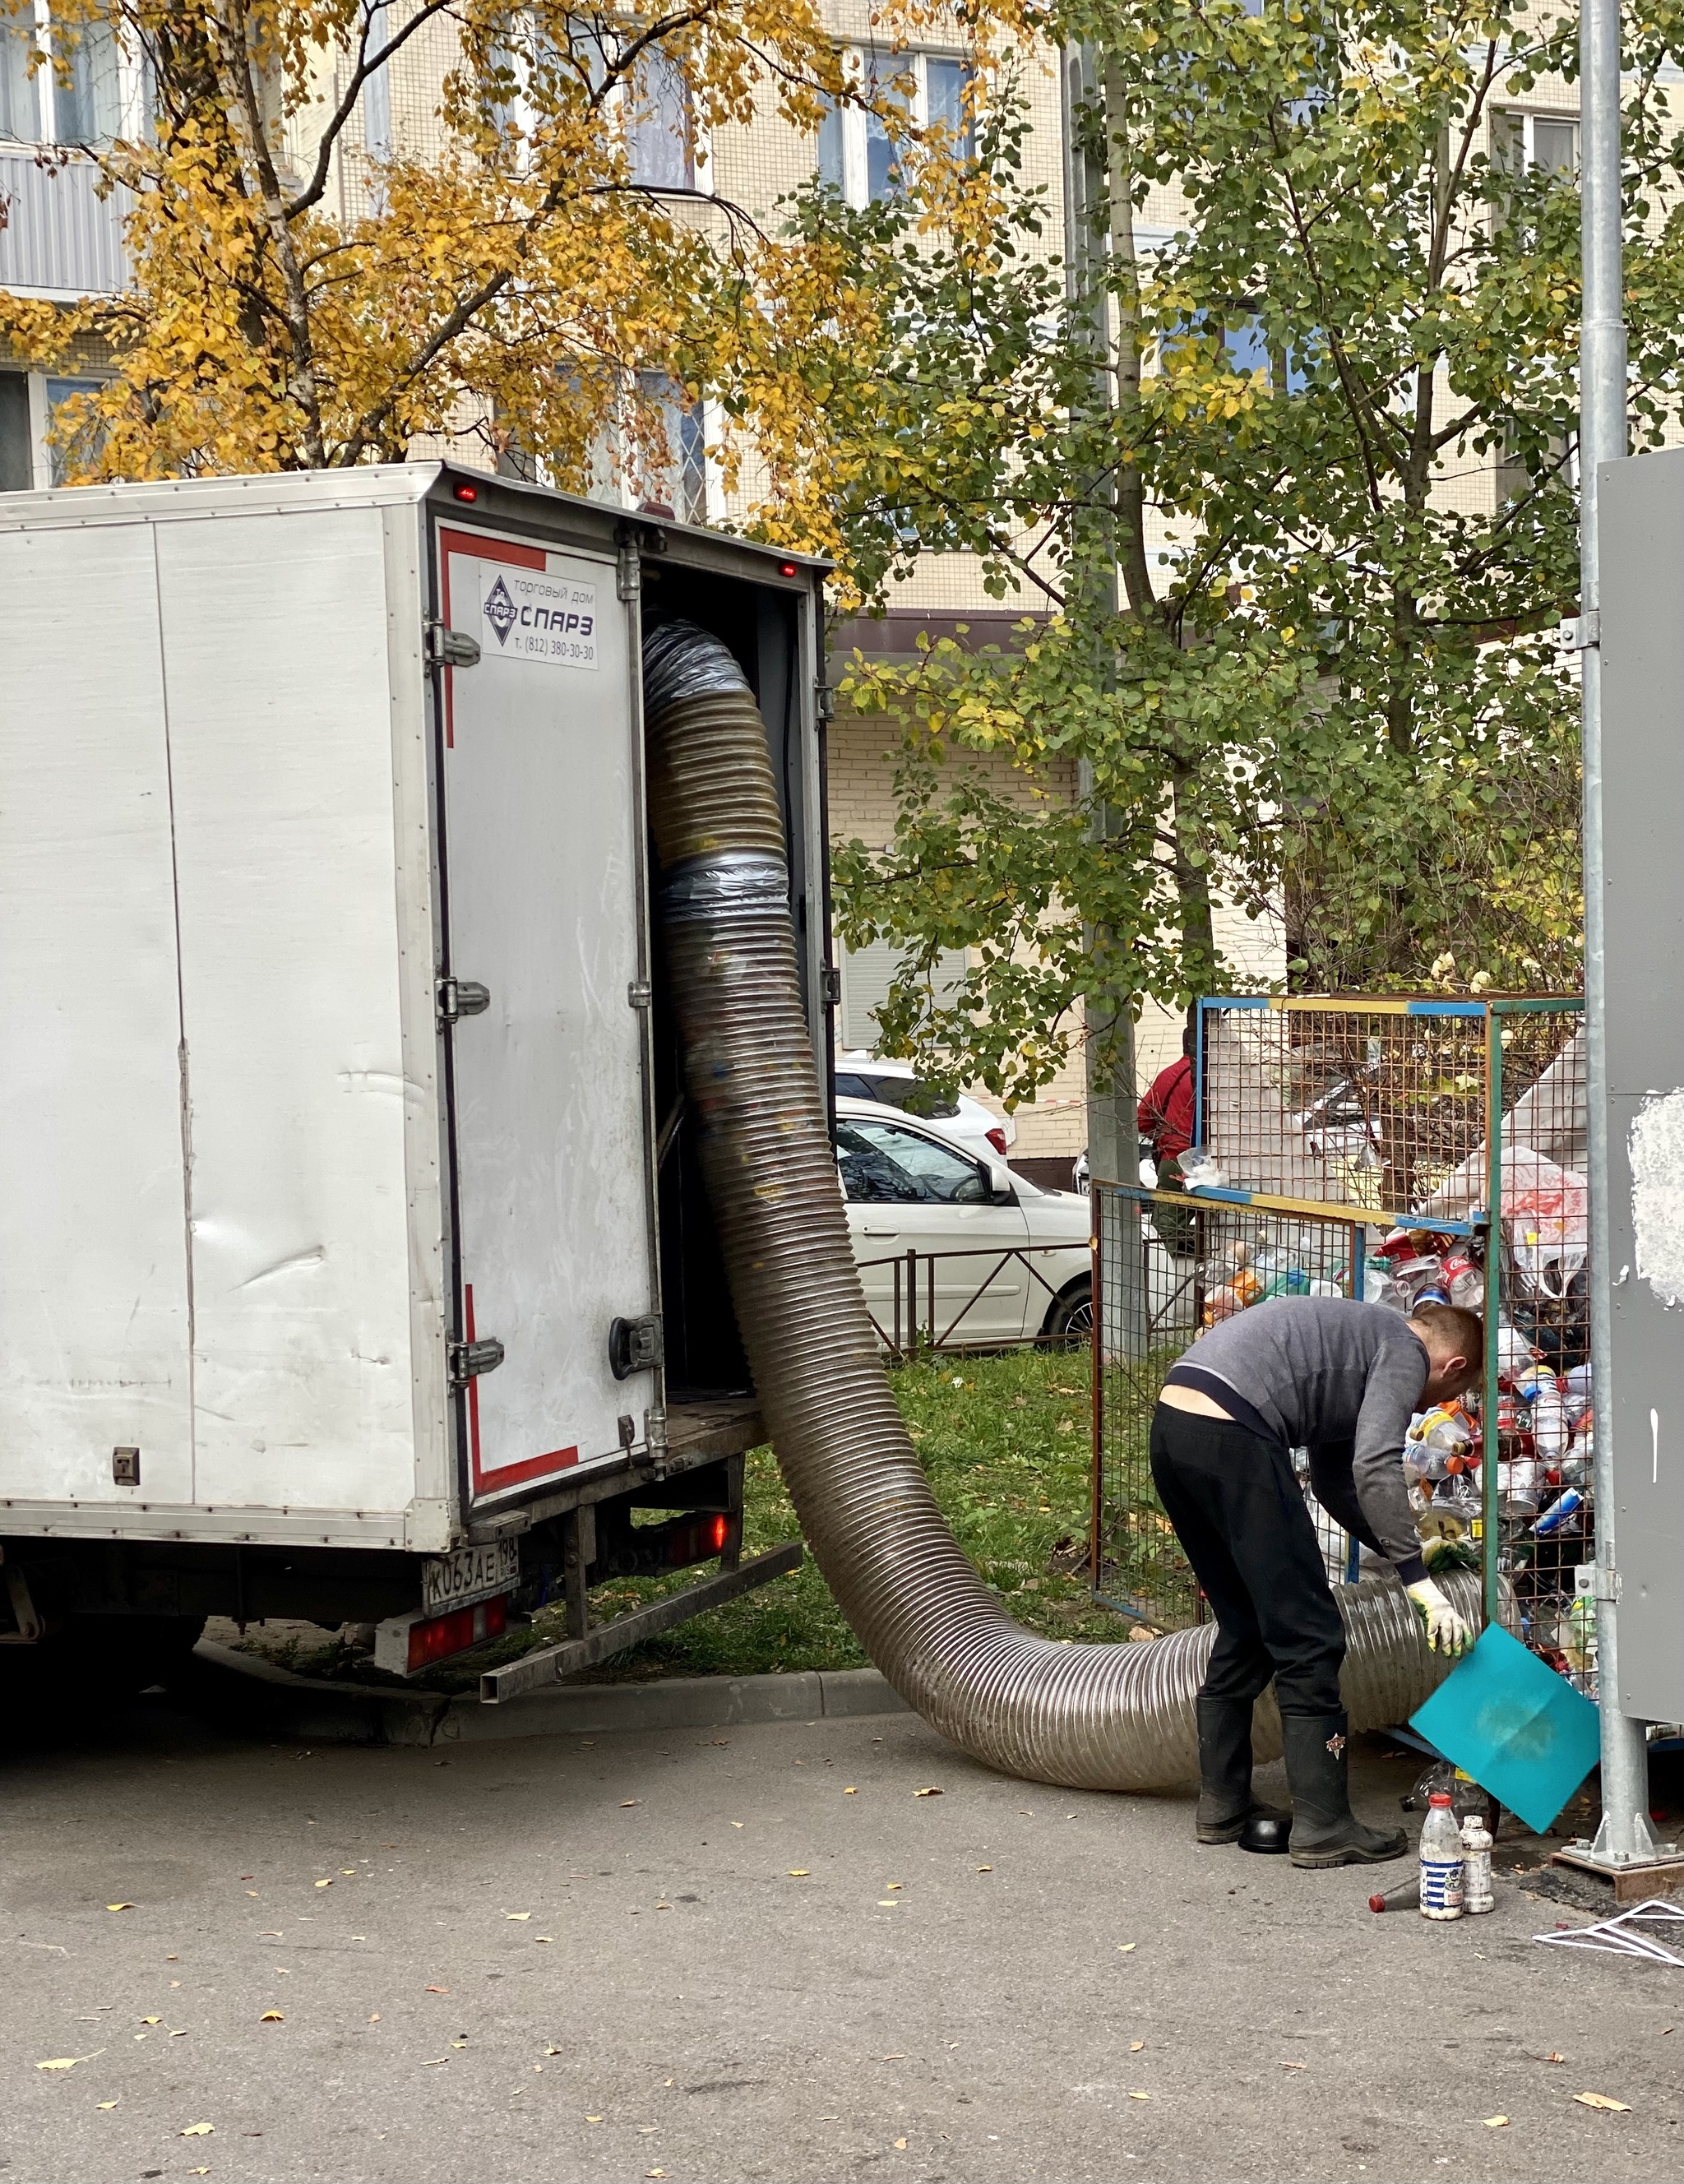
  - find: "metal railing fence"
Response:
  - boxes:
[857,1240,1092,1359]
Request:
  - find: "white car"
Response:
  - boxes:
[833,1052,1016,1167]
[835,1096,1091,1344]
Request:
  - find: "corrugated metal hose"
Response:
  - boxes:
[643,619,1475,1792]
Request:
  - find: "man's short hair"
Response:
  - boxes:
[1409,1302,1484,1379]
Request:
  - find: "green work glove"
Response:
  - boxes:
[1406,1576,1474,1656]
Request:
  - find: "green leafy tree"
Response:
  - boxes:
[820,0,1684,1108]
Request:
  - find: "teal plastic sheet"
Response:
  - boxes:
[1409,1622,1602,1835]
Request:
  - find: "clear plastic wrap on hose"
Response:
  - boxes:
[645,618,1480,1793]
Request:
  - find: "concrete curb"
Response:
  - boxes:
[178,1640,909,1747]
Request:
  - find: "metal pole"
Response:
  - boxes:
[1482,1005,1503,1632]
[1580,0,1658,1866]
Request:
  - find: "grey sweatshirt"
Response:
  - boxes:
[1166,1297,1431,1585]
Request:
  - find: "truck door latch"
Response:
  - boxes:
[437,978,491,1025]
[427,622,482,669]
[608,1313,664,1381]
[450,1336,506,1386]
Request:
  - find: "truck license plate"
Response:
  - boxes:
[421,1539,519,1615]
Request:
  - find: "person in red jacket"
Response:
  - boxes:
[1139,1030,1198,1251]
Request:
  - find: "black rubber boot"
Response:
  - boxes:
[1281,1711,1409,1868]
[1196,1696,1293,1848]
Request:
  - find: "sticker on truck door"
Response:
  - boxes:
[475,565,598,669]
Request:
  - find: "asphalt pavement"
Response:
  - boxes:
[2,1693,1679,2183]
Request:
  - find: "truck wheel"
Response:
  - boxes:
[1043,1278,1093,1343]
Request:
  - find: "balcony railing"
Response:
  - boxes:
[0,151,127,297]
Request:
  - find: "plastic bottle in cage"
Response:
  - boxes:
[1441,1249,1484,1308]
[1532,1486,1585,1539]
[1418,1793,1464,1919]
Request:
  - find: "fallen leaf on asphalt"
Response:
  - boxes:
[368,2014,382,2024]
[1128,2091,1150,2101]
[621,1801,638,1809]
[647,2170,666,2178]
[544,2046,563,2057]
[104,1904,134,1913]
[536,1936,553,1944]
[976,1865,992,1873]
[913,1788,942,1798]
[506,1913,531,1922]
[637,2125,659,2135]
[169,2029,188,2038]
[711,1739,729,1747]
[894,2139,909,2149]
[1117,1944,1136,1954]
[140,2016,160,2025]
[179,2122,214,2136]
[1548,2052,1566,2063]
[585,2114,604,2123]
[97,2100,118,2109]
[260,2011,284,2024]
[1485,2117,1510,2128]
[425,1986,449,1995]
[1574,2093,1632,2112]
[246,1891,259,1898]
[844,1787,858,1795]
[788,1870,810,1878]
[422,2057,446,2066]
[877,1900,899,1908]
[189,2168,210,2176]
[36,2057,92,2072]
[314,1879,333,1890]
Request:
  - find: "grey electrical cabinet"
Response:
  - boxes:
[1597,447,1684,1721]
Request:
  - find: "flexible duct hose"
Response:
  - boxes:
[645,620,1477,1791]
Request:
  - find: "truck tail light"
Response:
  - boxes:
[710,1513,729,1552]
[406,1593,507,1672]
[987,1126,1007,1157]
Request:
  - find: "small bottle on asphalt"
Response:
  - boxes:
[1419,1792,1464,1920]
[1460,1809,1494,1914]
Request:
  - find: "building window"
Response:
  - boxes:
[0,5,124,146]
[818,48,974,208]
[0,371,31,490]
[1494,111,1580,174]
[837,936,968,1053]
[633,369,706,524]
[627,44,694,189]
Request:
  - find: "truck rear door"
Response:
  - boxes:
[434,521,656,1509]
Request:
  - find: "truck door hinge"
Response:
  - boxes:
[450,1336,505,1386]
[427,622,483,669]
[1561,609,1599,653]
[627,979,652,1008]
[815,677,835,720]
[437,977,492,1026]
[822,965,842,1007]
[618,545,641,603]
[608,1312,664,1381]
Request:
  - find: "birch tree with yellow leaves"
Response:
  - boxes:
[0,0,1015,516]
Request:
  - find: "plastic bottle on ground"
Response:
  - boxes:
[1419,1793,1464,1920]
[1460,1810,1494,1914]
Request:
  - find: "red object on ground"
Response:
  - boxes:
[1137,1055,1196,1161]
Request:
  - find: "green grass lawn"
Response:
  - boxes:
[566,1346,1137,1682]
[245,1348,1143,1691]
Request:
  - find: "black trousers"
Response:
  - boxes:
[1149,1404,1347,1716]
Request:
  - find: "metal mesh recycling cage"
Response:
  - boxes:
[1093,996,1592,1682]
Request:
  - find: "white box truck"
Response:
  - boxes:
[0,464,829,1700]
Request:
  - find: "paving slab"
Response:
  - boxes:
[1,1696,1678,2184]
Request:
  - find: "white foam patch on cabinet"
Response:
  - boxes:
[1630,1090,1684,1309]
